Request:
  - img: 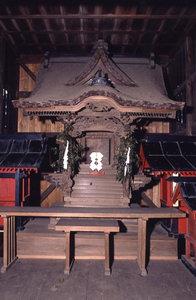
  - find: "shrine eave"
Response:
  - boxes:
[13,89,184,117]
[13,101,180,120]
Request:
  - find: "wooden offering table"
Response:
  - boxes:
[55,218,119,275]
[0,206,186,276]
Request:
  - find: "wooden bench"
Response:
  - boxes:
[0,206,186,276]
[55,218,119,275]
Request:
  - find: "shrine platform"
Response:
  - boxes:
[17,217,179,261]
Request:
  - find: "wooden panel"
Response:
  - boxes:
[40,180,63,208]
[17,62,64,133]
[17,219,178,260]
[19,63,40,93]
[147,121,169,134]
[145,122,169,206]
[17,112,64,133]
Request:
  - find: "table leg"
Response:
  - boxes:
[104,232,110,276]
[64,231,71,275]
[137,218,148,276]
[1,216,17,273]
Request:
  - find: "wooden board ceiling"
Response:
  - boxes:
[0,0,196,58]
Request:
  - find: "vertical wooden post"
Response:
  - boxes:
[64,231,71,275]
[104,232,110,276]
[137,218,148,276]
[185,36,193,135]
[0,34,5,133]
[1,216,17,273]
[2,216,8,273]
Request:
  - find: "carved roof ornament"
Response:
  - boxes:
[66,40,136,87]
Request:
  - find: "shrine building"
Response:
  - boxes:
[0,1,196,284]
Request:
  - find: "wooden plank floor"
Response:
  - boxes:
[17,218,178,260]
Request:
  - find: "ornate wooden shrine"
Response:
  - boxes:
[0,40,189,273]
[12,40,184,209]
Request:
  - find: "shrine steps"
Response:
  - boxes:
[78,165,117,175]
[17,218,178,261]
[70,170,126,207]
[64,197,129,207]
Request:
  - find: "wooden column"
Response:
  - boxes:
[185,36,193,135]
[137,217,148,276]
[65,231,71,275]
[1,216,17,273]
[104,232,110,276]
[0,35,5,133]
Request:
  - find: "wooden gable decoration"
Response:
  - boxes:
[66,40,136,87]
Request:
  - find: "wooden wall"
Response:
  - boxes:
[166,32,196,135]
[18,62,64,133]
[0,36,18,133]
[145,121,169,207]
[18,111,64,133]
[40,181,63,208]
[19,63,39,92]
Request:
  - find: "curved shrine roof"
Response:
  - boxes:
[14,49,184,115]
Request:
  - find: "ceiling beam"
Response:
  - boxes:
[169,20,195,57]
[121,6,137,54]
[0,14,196,20]
[19,6,41,51]
[5,6,25,42]
[0,20,15,46]
[16,42,178,48]
[59,5,69,44]
[111,6,122,45]
[0,29,184,34]
[39,5,55,47]
[94,5,102,39]
[133,7,152,55]
[79,5,85,47]
[173,7,188,31]
[152,7,174,46]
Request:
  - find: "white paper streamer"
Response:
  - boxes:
[63,140,69,170]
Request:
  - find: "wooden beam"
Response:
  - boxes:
[5,6,25,42]
[15,41,178,48]
[59,5,69,44]
[169,20,195,57]
[152,7,174,46]
[0,29,187,35]
[0,14,196,20]
[0,20,15,46]
[79,5,85,47]
[121,6,137,53]
[185,35,194,135]
[111,6,122,45]
[39,5,55,47]
[94,5,102,39]
[19,6,41,50]
[133,7,152,55]
[172,69,196,98]
[41,183,56,203]
[173,7,188,31]
[141,192,156,208]
[19,62,36,81]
